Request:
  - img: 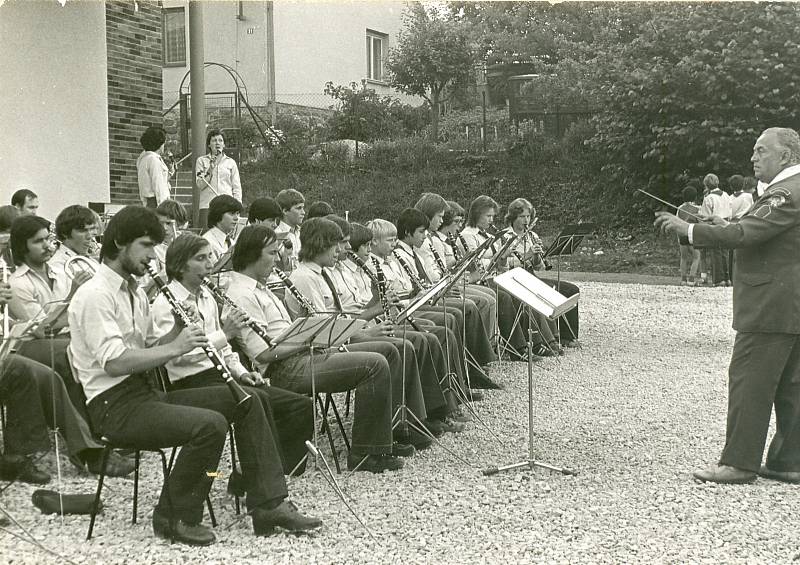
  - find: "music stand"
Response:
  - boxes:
[543,223,595,286]
[271,315,376,538]
[483,268,577,478]
[477,231,519,284]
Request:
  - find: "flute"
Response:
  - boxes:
[145,265,252,411]
[201,277,273,347]
[272,266,317,315]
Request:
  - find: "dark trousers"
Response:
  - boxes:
[87,374,287,524]
[0,355,51,455]
[538,277,580,341]
[268,349,393,456]
[2,352,100,457]
[171,369,313,475]
[719,333,800,473]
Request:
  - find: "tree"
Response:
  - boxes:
[386,4,476,142]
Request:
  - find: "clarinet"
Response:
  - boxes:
[392,249,427,292]
[370,255,424,333]
[447,233,463,262]
[145,265,252,412]
[348,252,395,337]
[428,238,448,277]
[201,277,273,347]
[272,266,317,315]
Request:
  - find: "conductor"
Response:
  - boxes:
[655,127,800,484]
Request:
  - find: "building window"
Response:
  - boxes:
[366,30,387,82]
[163,7,186,66]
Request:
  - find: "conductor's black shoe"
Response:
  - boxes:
[152,510,216,546]
[0,455,50,485]
[392,442,416,457]
[347,453,404,473]
[252,501,323,536]
[758,465,800,484]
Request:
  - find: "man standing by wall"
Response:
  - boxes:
[655,127,800,484]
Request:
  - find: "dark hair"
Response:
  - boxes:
[11,189,37,208]
[0,205,20,232]
[101,206,164,261]
[232,224,276,271]
[441,201,464,230]
[298,218,342,262]
[156,199,188,225]
[350,223,373,251]
[728,174,744,192]
[743,176,758,192]
[396,208,429,239]
[306,201,334,220]
[681,186,697,203]
[206,128,225,149]
[207,195,243,228]
[467,195,498,227]
[247,197,283,224]
[165,233,210,281]
[55,205,95,241]
[414,193,447,221]
[504,198,533,226]
[140,126,167,152]
[275,188,305,212]
[326,215,351,238]
[10,215,50,265]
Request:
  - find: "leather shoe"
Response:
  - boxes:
[347,453,404,473]
[421,419,445,437]
[84,450,136,478]
[392,442,416,457]
[467,390,484,402]
[252,500,322,536]
[152,510,216,546]
[758,465,800,484]
[692,465,756,484]
[0,455,50,485]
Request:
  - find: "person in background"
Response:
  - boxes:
[729,174,754,220]
[305,201,334,220]
[699,173,733,286]
[0,205,20,266]
[11,189,39,217]
[275,189,306,272]
[248,197,283,229]
[202,195,243,263]
[676,186,702,286]
[136,126,174,208]
[48,205,99,291]
[196,129,241,228]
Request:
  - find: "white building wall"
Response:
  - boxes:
[161,0,419,110]
[0,0,110,220]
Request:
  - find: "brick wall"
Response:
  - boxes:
[105,0,163,206]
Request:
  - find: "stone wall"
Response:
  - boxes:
[105,0,163,206]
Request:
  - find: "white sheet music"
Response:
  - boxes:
[493,268,579,320]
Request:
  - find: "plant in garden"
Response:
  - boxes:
[386,3,477,142]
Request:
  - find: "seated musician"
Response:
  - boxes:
[415,193,497,337]
[305,201,335,220]
[393,208,497,372]
[47,205,100,287]
[247,197,283,229]
[154,199,189,268]
[1,275,129,480]
[202,194,243,263]
[223,223,408,472]
[149,233,314,476]
[460,195,560,359]
[326,217,467,434]
[68,206,320,546]
[285,217,432,450]
[504,198,580,347]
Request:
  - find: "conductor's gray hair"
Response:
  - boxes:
[762,127,800,163]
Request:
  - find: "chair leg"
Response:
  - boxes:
[206,496,217,527]
[228,427,241,516]
[86,445,112,540]
[328,395,351,453]
[344,390,351,417]
[318,394,341,474]
[132,450,141,525]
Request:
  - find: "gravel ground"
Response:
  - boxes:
[3,282,800,564]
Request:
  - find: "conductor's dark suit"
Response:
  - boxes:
[691,169,800,472]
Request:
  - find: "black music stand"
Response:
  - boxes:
[543,223,595,285]
[271,315,376,540]
[483,268,577,478]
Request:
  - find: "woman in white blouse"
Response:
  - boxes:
[195,129,242,228]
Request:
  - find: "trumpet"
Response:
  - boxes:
[145,264,252,414]
[64,255,99,281]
